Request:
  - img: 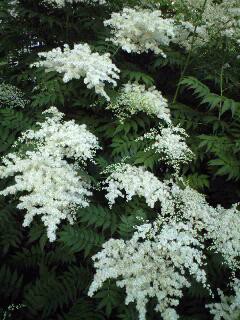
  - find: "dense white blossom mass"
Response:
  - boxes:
[0,107,100,241]
[107,83,171,123]
[173,21,209,51]
[0,151,92,242]
[104,164,240,268]
[32,43,120,100]
[161,184,240,270]
[141,126,194,171]
[0,83,28,109]
[91,164,240,318]
[20,107,99,164]
[207,204,240,271]
[89,221,208,320]
[173,0,240,50]
[104,8,175,55]
[104,164,170,208]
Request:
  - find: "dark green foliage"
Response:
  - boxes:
[180,76,240,117]
[0,200,23,252]
[0,265,23,300]
[24,266,91,318]
[59,225,105,256]
[77,205,118,234]
[0,108,33,154]
[177,77,240,184]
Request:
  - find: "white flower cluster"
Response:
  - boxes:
[0,107,100,241]
[173,0,240,50]
[103,165,208,231]
[141,126,194,171]
[32,43,120,101]
[89,221,207,320]
[20,107,99,164]
[103,164,170,208]
[207,205,240,271]
[104,8,175,55]
[91,164,240,318]
[103,164,240,270]
[207,280,240,320]
[43,0,106,8]
[194,0,240,33]
[107,83,171,123]
[161,183,216,232]
[161,185,240,268]
[173,21,209,51]
[0,83,28,109]
[0,151,92,242]
[158,183,240,272]
[89,163,240,320]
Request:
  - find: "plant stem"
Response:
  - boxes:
[65,8,70,43]
[173,0,208,103]
[112,46,120,57]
